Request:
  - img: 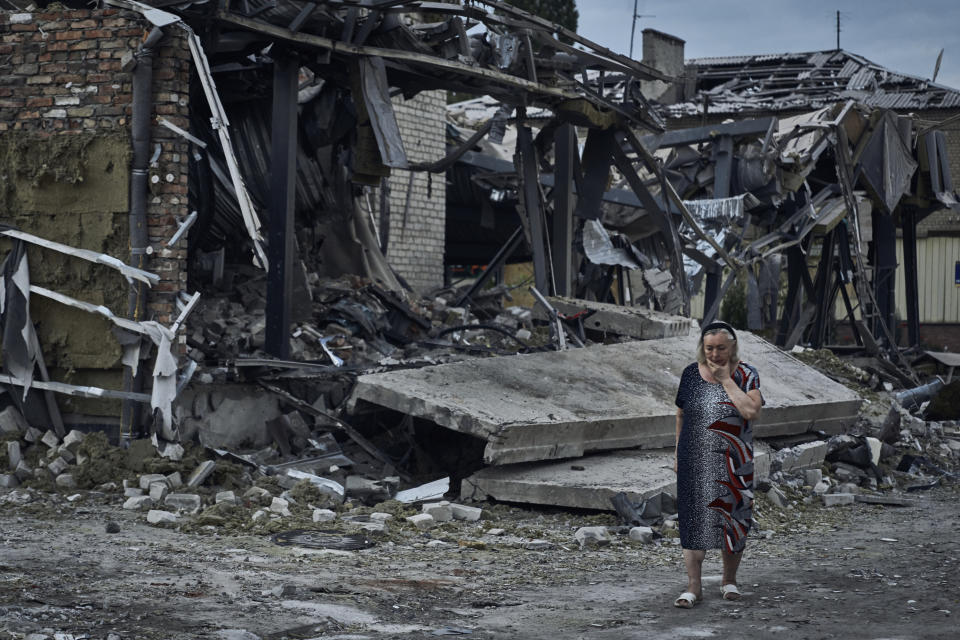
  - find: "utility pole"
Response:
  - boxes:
[836,10,841,50]
[628,0,655,59]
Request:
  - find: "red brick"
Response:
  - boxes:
[73,20,98,29]
[54,30,84,40]
[83,29,112,39]
[26,96,52,107]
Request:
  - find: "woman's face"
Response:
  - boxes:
[702,332,731,366]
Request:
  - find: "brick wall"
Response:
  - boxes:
[381,89,446,293]
[0,7,190,411]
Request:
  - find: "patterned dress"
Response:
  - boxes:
[674,361,762,552]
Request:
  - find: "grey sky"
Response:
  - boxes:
[576,1,960,91]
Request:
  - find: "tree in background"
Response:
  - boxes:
[504,0,579,33]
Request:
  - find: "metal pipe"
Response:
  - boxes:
[122,25,165,443]
[894,378,944,411]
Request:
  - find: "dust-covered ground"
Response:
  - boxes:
[1,480,957,640]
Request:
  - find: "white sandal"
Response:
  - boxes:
[674,591,700,608]
[720,583,742,600]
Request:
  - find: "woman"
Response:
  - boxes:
[672,321,763,608]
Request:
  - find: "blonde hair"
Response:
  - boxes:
[696,328,738,365]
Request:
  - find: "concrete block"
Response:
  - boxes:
[804,468,823,487]
[165,493,202,512]
[33,466,50,481]
[822,493,855,507]
[836,482,860,494]
[450,503,482,522]
[350,333,861,465]
[358,521,388,534]
[23,426,43,443]
[147,510,178,524]
[766,485,788,508]
[186,460,216,487]
[269,497,292,516]
[575,526,612,548]
[123,496,154,510]
[813,481,830,495]
[370,512,393,522]
[345,475,390,502]
[865,436,881,466]
[523,539,553,550]
[41,430,60,449]
[0,406,29,436]
[57,447,76,464]
[422,501,453,522]
[215,490,237,505]
[149,482,169,502]
[14,461,33,482]
[139,474,167,490]
[55,473,76,488]
[777,441,828,474]
[124,487,144,498]
[6,441,21,471]
[406,513,435,529]
[243,486,272,505]
[166,471,183,489]
[252,509,270,522]
[0,474,20,488]
[629,526,655,543]
[61,430,85,452]
[312,508,337,522]
[47,457,69,477]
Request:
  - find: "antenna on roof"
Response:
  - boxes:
[933,48,944,83]
[836,10,841,50]
[628,0,656,59]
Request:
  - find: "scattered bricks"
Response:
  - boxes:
[836,482,860,495]
[149,482,169,503]
[55,473,76,489]
[813,481,830,495]
[147,510,178,524]
[822,493,856,507]
[629,526,655,543]
[33,466,51,481]
[186,460,216,487]
[766,485,789,508]
[486,528,506,536]
[6,441,21,471]
[0,474,20,488]
[359,521,388,534]
[406,513,435,529]
[166,471,183,489]
[61,430,85,452]
[123,496,154,510]
[124,487,144,498]
[57,447,76,464]
[369,512,393,522]
[23,426,43,443]
[41,430,60,449]
[804,468,823,487]
[450,503,482,522]
[14,461,32,482]
[47,457,69,477]
[575,526,612,548]
[164,493,202,513]
[252,509,269,522]
[422,500,453,522]
[10,13,33,24]
[139,474,167,490]
[215,490,237,505]
[313,508,336,523]
[0,406,30,436]
[269,497,292,517]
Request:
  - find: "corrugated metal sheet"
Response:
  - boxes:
[807,52,831,68]
[938,92,960,108]
[897,237,960,324]
[689,55,756,66]
[837,59,860,78]
[847,68,875,91]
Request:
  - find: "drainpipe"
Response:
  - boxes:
[121,26,165,444]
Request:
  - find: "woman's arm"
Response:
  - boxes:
[720,377,762,421]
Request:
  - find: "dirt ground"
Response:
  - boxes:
[1,480,957,640]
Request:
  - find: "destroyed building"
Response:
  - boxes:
[0,1,958,527]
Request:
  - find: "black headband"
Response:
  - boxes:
[700,321,736,341]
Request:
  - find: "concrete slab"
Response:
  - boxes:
[348,332,861,465]
[537,296,694,339]
[461,449,676,511]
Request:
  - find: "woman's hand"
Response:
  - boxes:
[705,358,731,381]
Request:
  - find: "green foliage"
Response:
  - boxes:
[504,0,579,32]
[720,270,748,330]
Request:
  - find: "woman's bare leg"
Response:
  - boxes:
[682,548,706,599]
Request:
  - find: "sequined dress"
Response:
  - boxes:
[674,361,761,552]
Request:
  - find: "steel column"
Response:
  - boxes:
[552,124,576,296]
[515,123,549,293]
[902,208,920,347]
[871,211,898,345]
[265,51,299,359]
